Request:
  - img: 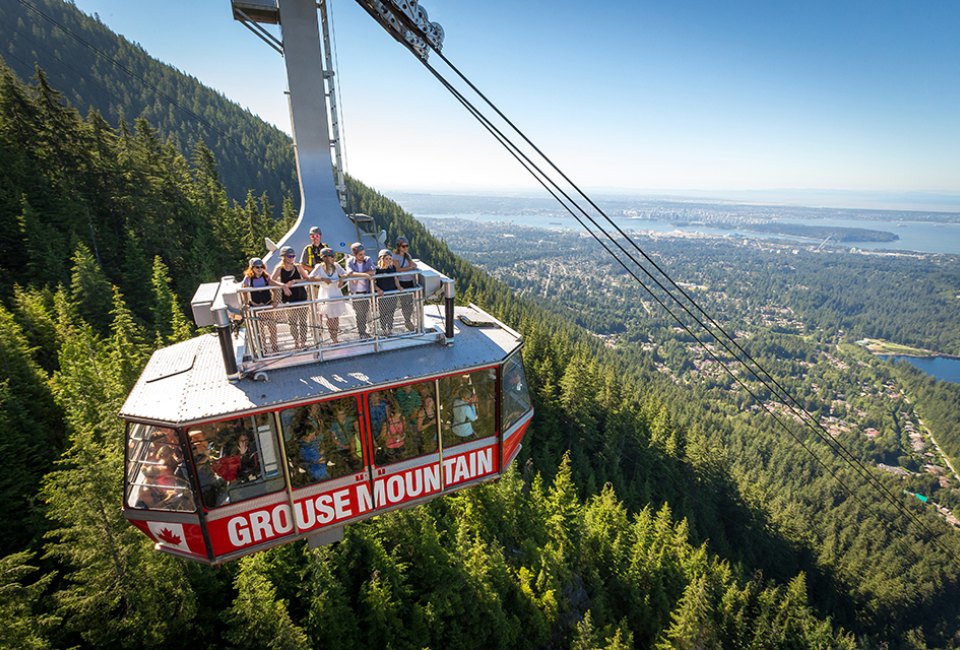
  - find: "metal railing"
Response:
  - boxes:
[238,272,426,363]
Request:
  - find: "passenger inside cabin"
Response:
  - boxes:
[141,428,183,476]
[136,473,192,511]
[285,399,364,483]
[210,431,242,483]
[135,431,195,512]
[416,392,438,454]
[395,384,421,431]
[329,404,362,468]
[189,429,227,507]
[452,386,480,439]
[298,428,329,482]
[286,404,325,486]
[381,408,407,462]
[369,391,389,443]
[235,432,260,483]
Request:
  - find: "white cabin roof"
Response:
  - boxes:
[120,305,522,426]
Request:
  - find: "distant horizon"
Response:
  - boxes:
[384,187,960,215]
[70,1,960,202]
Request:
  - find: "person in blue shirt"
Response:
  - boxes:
[298,428,329,482]
[452,387,479,438]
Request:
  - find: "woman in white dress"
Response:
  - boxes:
[308,248,348,343]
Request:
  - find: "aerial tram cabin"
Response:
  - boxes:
[121,297,532,564]
[119,0,533,564]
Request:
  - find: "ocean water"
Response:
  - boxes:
[419,212,960,255]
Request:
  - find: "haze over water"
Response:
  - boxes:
[412,208,960,255]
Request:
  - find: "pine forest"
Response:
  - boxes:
[0,1,959,648]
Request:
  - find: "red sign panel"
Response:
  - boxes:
[442,443,498,489]
[205,445,500,555]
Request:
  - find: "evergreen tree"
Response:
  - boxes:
[304,548,362,650]
[224,554,309,650]
[17,195,65,287]
[571,610,602,650]
[68,242,113,334]
[150,255,175,341]
[43,290,194,647]
[655,574,717,650]
[0,550,59,650]
[0,303,62,553]
[11,284,59,371]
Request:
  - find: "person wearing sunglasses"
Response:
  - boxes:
[391,236,418,332]
[375,248,401,335]
[241,257,282,352]
[307,247,348,344]
[346,242,376,339]
[300,225,330,271]
[272,246,312,348]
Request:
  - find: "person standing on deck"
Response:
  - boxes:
[300,226,330,271]
[346,242,376,339]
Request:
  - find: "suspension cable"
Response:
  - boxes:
[421,59,892,531]
[409,42,957,562]
[328,0,350,183]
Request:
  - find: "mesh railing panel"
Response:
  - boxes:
[243,287,423,360]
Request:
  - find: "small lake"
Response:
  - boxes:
[881,355,960,384]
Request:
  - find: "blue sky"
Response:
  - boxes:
[71,1,960,207]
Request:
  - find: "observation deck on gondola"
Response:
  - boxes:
[121,283,532,564]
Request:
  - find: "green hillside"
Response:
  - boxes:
[1,0,297,207]
[1,9,959,648]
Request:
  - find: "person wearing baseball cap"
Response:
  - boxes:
[392,236,418,331]
[374,248,401,335]
[300,226,330,270]
[272,245,311,348]
[345,242,376,338]
[241,256,282,351]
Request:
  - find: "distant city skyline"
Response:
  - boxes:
[70,1,960,210]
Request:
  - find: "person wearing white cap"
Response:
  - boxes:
[307,247,348,344]
[272,245,312,348]
[241,257,283,352]
[346,242,376,338]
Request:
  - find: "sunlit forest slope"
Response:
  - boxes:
[0,0,297,207]
[1,2,959,648]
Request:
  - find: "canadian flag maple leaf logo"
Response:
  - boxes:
[147,521,189,551]
[157,527,182,546]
